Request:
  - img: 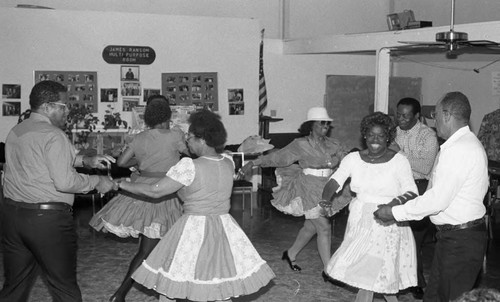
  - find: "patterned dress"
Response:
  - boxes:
[89,128,187,238]
[259,136,349,219]
[477,108,500,162]
[324,152,418,294]
[132,155,275,301]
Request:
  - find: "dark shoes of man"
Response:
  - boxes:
[410,286,424,300]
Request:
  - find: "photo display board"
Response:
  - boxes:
[161,72,218,111]
[35,71,98,113]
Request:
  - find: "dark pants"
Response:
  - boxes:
[423,223,487,302]
[0,201,81,302]
[411,179,435,288]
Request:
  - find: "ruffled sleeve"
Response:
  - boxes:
[166,157,195,186]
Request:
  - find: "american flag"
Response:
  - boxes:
[259,29,268,116]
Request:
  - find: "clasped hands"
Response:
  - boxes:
[373,204,396,224]
[319,199,338,217]
[236,162,254,180]
[86,155,116,194]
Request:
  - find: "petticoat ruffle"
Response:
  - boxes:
[89,186,182,239]
[132,214,275,301]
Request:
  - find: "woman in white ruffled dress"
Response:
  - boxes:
[321,112,418,302]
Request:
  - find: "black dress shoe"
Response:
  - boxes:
[281,251,301,271]
[411,286,424,300]
[322,271,332,282]
[322,271,345,287]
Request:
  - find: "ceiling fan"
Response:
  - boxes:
[389,0,500,59]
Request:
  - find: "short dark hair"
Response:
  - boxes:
[397,97,421,115]
[29,80,66,110]
[297,121,315,137]
[144,95,171,128]
[440,91,471,122]
[360,111,397,144]
[188,110,227,153]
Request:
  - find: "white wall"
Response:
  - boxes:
[0,7,377,144]
[393,0,500,28]
[1,1,499,141]
[393,56,500,134]
[263,40,377,133]
[0,8,261,144]
[288,0,390,38]
[1,0,499,40]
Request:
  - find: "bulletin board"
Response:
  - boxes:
[161,72,218,111]
[35,70,98,113]
[325,75,421,150]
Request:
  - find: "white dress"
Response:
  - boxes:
[325,152,418,294]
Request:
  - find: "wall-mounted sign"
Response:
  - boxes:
[102,45,156,65]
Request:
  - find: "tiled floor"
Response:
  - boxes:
[1,191,500,302]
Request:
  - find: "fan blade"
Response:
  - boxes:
[453,45,500,55]
[397,41,445,46]
[391,44,447,51]
[460,40,500,47]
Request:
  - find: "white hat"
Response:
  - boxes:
[306,107,333,122]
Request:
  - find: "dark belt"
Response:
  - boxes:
[435,217,485,232]
[4,198,72,212]
[414,179,428,184]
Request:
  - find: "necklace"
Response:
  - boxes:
[366,149,388,162]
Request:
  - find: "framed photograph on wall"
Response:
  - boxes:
[161,72,218,111]
[123,98,139,112]
[143,88,160,103]
[35,70,98,113]
[228,88,244,115]
[100,88,118,102]
[2,84,21,99]
[121,81,142,96]
[2,101,21,116]
[121,65,139,81]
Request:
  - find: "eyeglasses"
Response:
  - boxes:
[185,133,197,142]
[430,110,448,119]
[48,102,68,110]
[319,121,332,126]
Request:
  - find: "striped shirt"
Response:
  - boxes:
[395,121,439,180]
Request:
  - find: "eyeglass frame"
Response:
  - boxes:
[319,121,332,126]
[47,102,69,111]
[185,133,198,142]
[430,109,448,119]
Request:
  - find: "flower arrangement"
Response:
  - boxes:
[67,105,99,132]
[103,104,128,130]
[65,105,100,151]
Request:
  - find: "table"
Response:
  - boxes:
[72,129,129,157]
[259,115,283,139]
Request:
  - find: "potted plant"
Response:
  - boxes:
[65,105,100,151]
[103,104,128,130]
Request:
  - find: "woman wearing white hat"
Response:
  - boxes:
[241,106,350,274]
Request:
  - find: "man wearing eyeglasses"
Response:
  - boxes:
[0,80,115,302]
[390,97,439,300]
[376,92,488,302]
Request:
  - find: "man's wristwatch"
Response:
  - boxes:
[113,179,122,191]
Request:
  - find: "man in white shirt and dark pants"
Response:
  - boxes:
[391,97,439,299]
[375,91,488,302]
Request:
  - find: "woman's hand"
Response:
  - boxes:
[319,199,338,217]
[239,161,254,177]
